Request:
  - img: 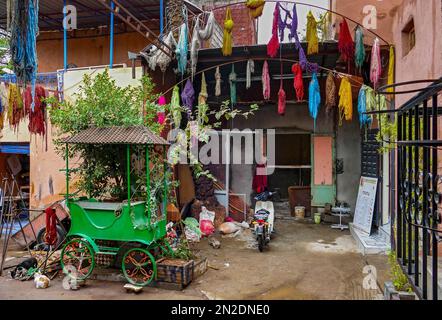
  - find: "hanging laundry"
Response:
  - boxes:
[0,82,7,130]
[191,12,216,79]
[252,164,268,193]
[176,23,189,76]
[288,3,298,42]
[319,11,334,42]
[370,38,382,87]
[7,83,24,131]
[246,59,255,90]
[325,72,337,115]
[306,11,319,55]
[308,73,321,130]
[215,66,222,97]
[387,45,395,93]
[246,0,266,19]
[358,85,372,127]
[338,18,354,63]
[267,4,280,58]
[278,3,292,42]
[355,26,365,69]
[262,60,271,100]
[222,8,234,56]
[181,79,195,119]
[365,86,377,114]
[229,65,237,106]
[338,77,353,126]
[157,96,166,125]
[278,84,286,116]
[24,85,46,135]
[170,86,182,128]
[147,31,177,73]
[291,63,304,101]
[198,72,208,105]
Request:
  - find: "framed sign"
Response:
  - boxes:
[353,177,378,235]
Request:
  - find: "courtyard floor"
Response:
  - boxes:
[0,219,389,300]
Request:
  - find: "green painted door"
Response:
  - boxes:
[311,135,336,207]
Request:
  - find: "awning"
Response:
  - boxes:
[0,144,30,155]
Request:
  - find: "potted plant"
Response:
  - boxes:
[384,251,416,300]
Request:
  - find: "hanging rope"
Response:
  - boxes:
[338,18,354,63]
[370,37,382,88]
[191,12,216,80]
[170,85,182,128]
[229,64,237,106]
[358,85,372,127]
[157,96,166,125]
[355,26,365,69]
[246,0,266,19]
[198,72,208,105]
[267,3,280,58]
[387,45,395,94]
[308,72,321,131]
[338,76,353,126]
[306,11,319,55]
[262,60,271,100]
[246,59,255,90]
[222,7,234,57]
[215,66,222,97]
[325,71,336,115]
[181,79,195,119]
[291,63,304,101]
[176,22,189,76]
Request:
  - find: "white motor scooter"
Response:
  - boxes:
[253,192,275,252]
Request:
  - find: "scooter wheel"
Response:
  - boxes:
[257,235,264,252]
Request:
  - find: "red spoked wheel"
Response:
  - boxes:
[61,238,95,281]
[122,248,156,286]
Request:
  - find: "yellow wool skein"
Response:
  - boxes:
[387,46,395,94]
[306,11,319,55]
[246,0,265,19]
[338,77,353,126]
[222,8,234,56]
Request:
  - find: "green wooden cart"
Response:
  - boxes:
[60,126,172,286]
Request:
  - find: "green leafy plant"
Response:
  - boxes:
[387,250,413,292]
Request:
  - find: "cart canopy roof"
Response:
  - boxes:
[62,126,169,145]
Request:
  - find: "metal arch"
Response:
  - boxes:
[206,0,392,47]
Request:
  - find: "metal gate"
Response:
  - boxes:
[395,78,442,300]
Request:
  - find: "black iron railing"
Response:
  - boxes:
[394,79,442,300]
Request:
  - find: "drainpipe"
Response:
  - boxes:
[160,0,164,38]
[110,1,115,69]
[63,0,67,70]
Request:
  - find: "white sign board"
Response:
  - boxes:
[353,177,378,235]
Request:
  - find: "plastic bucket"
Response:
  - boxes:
[314,212,321,224]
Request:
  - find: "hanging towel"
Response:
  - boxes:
[355,26,365,69]
[157,96,166,125]
[181,79,195,119]
[267,4,280,58]
[325,71,336,115]
[147,31,177,73]
[229,65,237,106]
[246,0,266,19]
[387,45,395,93]
[370,38,382,87]
[306,11,319,55]
[308,73,321,130]
[191,12,216,80]
[215,66,222,97]
[291,63,304,101]
[222,8,234,56]
[176,23,189,76]
[338,77,353,125]
[262,60,271,100]
[358,85,372,127]
[338,18,354,63]
[171,85,182,128]
[246,59,255,90]
[198,72,208,105]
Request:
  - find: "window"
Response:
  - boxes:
[402,18,416,56]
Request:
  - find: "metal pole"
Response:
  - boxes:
[127,145,131,208]
[431,94,438,300]
[63,0,68,70]
[146,145,151,224]
[110,1,115,68]
[422,100,429,300]
[65,144,69,203]
[397,113,402,260]
[160,0,164,38]
[163,146,167,217]
[414,103,420,286]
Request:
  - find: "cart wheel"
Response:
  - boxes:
[61,238,95,281]
[122,248,156,286]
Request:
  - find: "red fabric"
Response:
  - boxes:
[45,207,57,246]
[338,18,354,62]
[252,164,268,193]
[278,86,286,116]
[267,4,280,58]
[23,86,46,136]
[292,63,304,101]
